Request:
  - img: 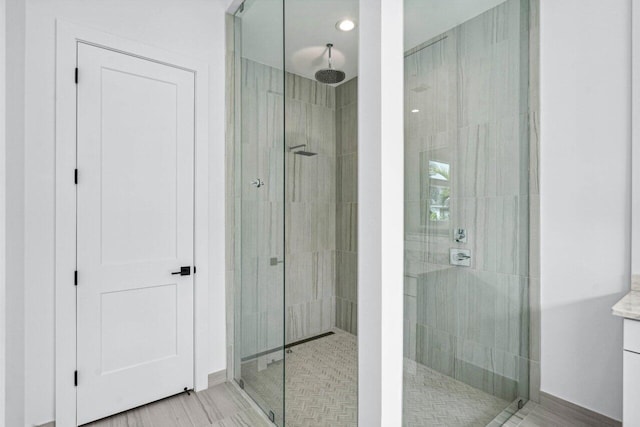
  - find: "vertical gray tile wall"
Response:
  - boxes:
[335,78,358,335]
[227,21,361,376]
[404,0,532,403]
[230,54,341,358]
[236,57,286,360]
[284,72,337,343]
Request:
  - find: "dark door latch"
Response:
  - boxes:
[171,266,191,276]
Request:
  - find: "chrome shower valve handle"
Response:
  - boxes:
[450,249,471,267]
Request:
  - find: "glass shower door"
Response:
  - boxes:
[233,1,286,425]
[403,0,533,425]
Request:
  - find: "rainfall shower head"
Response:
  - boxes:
[315,69,345,85]
[315,43,346,85]
[294,151,317,157]
[288,144,317,157]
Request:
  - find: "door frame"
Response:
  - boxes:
[55,21,210,426]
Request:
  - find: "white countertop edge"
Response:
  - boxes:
[612,290,640,320]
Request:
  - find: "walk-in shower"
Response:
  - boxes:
[402,0,536,425]
[229,1,359,426]
[229,0,534,426]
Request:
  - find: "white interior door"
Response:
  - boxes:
[76,43,196,425]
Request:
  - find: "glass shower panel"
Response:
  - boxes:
[233,1,286,425]
[403,0,531,425]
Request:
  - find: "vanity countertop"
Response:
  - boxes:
[612,291,640,320]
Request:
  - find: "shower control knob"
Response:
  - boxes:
[251,178,264,188]
[454,228,467,243]
[450,249,471,267]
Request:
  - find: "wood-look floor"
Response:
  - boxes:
[504,401,619,427]
[80,381,612,427]
[83,382,271,427]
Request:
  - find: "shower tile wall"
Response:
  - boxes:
[404,0,530,402]
[237,58,286,359]
[335,78,358,335]
[284,72,337,343]
[234,57,348,358]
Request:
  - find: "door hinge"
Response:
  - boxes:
[193,266,196,274]
[74,169,78,184]
[74,370,78,387]
[74,270,77,286]
[75,68,78,84]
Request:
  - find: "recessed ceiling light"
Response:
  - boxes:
[336,19,356,32]
[411,109,420,113]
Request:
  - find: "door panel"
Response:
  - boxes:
[76,43,195,425]
[233,1,286,424]
[100,284,178,374]
[99,67,179,265]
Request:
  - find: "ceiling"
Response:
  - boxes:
[404,0,508,49]
[240,0,359,84]
[237,0,507,84]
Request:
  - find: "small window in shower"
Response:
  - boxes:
[428,160,449,181]
[427,160,450,222]
[420,154,451,228]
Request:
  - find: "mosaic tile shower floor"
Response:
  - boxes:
[240,329,512,427]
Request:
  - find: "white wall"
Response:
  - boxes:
[540,0,631,420]
[5,0,25,425]
[633,0,640,278]
[0,0,6,423]
[23,1,227,424]
[358,0,404,425]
